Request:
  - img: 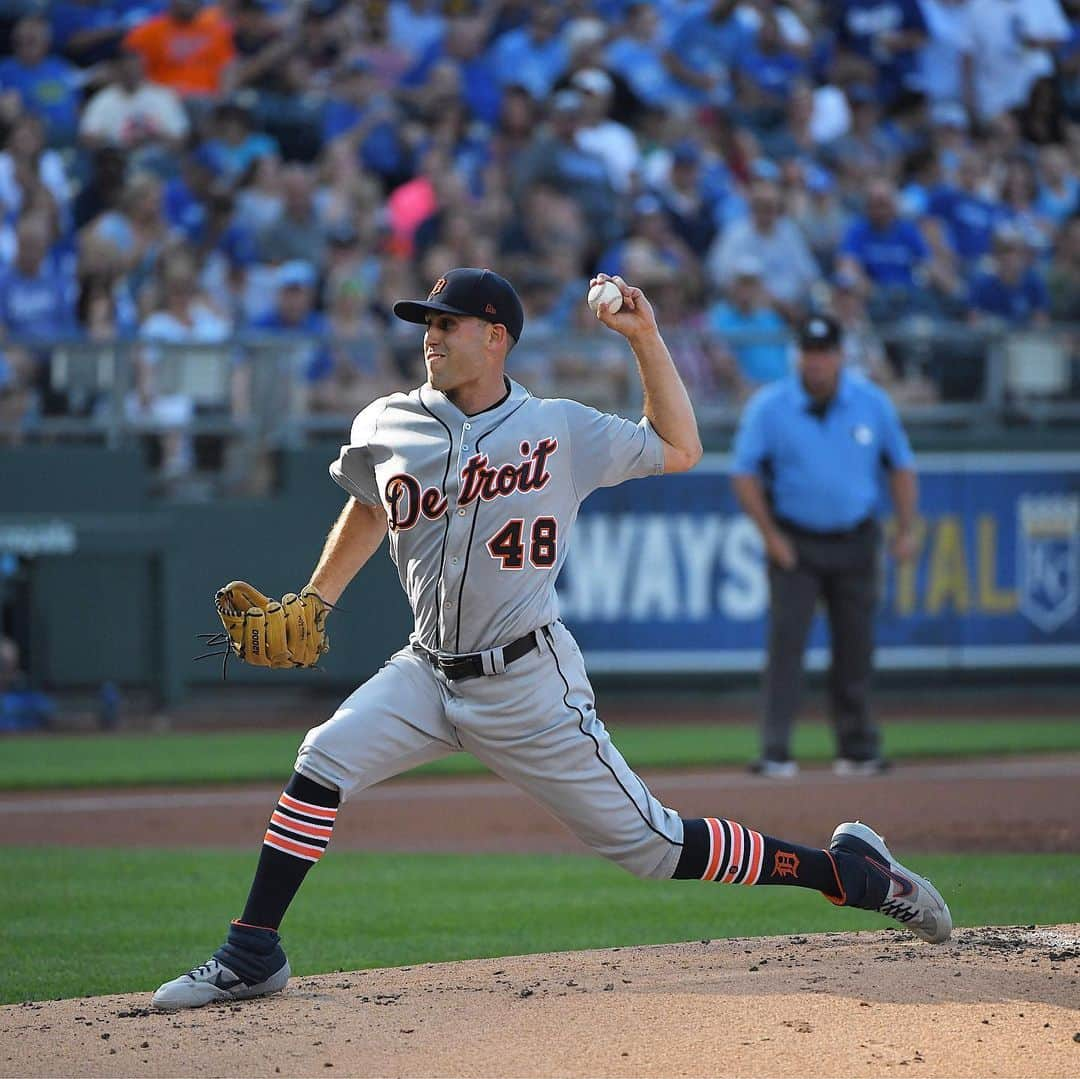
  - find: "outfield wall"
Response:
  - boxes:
[1,447,1077,703]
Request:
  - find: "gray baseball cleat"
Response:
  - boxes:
[829,821,952,944]
[152,955,290,1010]
[152,921,290,1010]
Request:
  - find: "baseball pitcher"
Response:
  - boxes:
[152,269,950,1010]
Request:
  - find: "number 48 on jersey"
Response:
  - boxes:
[487,517,558,570]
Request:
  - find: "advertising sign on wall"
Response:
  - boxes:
[556,454,1080,671]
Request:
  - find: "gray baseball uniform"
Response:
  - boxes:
[294,377,685,879]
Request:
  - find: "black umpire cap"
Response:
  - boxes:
[393,267,525,342]
[797,313,842,351]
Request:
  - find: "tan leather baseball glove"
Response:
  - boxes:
[199,580,331,672]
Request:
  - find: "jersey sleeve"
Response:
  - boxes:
[560,400,665,499]
[329,397,387,505]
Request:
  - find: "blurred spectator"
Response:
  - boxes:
[604,3,684,111]
[227,0,297,95]
[0,212,77,343]
[999,156,1056,257]
[733,5,808,129]
[123,0,237,99]
[761,79,851,161]
[788,163,852,274]
[963,0,1070,124]
[707,176,820,318]
[824,84,906,189]
[829,268,938,402]
[664,0,748,109]
[256,164,328,266]
[248,260,331,386]
[401,16,500,127]
[515,91,619,256]
[0,114,71,250]
[838,176,946,317]
[966,225,1050,326]
[72,146,128,232]
[322,58,408,185]
[79,48,190,160]
[650,139,723,257]
[489,7,567,100]
[1036,146,1080,225]
[49,0,147,68]
[387,0,447,68]
[0,636,54,731]
[131,247,232,478]
[307,278,401,413]
[707,254,791,394]
[571,68,640,195]
[0,211,77,421]
[913,0,973,108]
[0,14,82,147]
[830,0,928,106]
[81,171,176,297]
[925,148,1004,266]
[1046,214,1080,321]
[598,195,697,285]
[197,99,278,190]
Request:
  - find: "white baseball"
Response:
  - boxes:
[587,280,623,315]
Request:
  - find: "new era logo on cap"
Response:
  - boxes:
[393,267,525,342]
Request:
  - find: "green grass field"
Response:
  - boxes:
[2,717,1078,790]
[2,848,1077,1005]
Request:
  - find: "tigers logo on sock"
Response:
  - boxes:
[773,850,800,879]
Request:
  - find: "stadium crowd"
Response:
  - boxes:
[0,0,1078,474]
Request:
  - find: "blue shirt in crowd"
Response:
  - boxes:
[321,99,408,179]
[927,186,1003,262]
[833,0,927,100]
[732,369,915,532]
[665,10,750,103]
[0,260,77,340]
[967,269,1049,325]
[841,216,928,289]
[489,28,567,99]
[0,55,82,145]
[708,302,791,385]
[251,309,332,383]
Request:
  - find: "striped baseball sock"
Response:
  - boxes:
[239,772,340,930]
[672,817,846,900]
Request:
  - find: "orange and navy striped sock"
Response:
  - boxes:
[672,818,845,899]
[239,772,340,930]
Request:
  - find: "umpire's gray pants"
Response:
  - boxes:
[762,519,881,762]
[294,620,684,880]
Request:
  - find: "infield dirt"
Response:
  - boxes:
[2,925,1078,1078]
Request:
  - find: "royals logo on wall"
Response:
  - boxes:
[1018,494,1080,633]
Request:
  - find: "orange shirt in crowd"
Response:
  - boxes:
[123,6,236,97]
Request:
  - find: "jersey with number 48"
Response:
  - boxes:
[331,378,663,655]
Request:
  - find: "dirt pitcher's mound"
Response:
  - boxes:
[2,926,1078,1079]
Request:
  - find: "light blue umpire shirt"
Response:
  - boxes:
[731,368,915,533]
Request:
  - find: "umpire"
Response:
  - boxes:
[731,314,918,777]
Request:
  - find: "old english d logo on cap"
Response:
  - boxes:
[429,277,447,297]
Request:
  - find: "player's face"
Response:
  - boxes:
[423,313,491,394]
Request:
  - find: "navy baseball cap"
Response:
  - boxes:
[393,267,525,342]
[798,314,841,351]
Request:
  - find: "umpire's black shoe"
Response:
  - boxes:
[827,821,952,943]
[833,757,892,776]
[151,921,290,1010]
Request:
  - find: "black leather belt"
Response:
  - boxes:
[416,630,540,681]
[776,516,875,541]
